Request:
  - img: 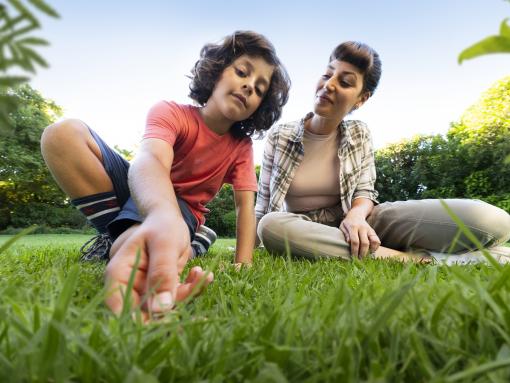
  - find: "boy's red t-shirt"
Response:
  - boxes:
[143,101,257,225]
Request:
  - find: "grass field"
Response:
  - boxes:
[1,234,510,382]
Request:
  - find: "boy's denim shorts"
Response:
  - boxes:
[88,127,197,241]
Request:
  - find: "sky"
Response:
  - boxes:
[29,0,510,164]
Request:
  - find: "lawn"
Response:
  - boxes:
[1,234,510,382]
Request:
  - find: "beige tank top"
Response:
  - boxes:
[285,128,340,212]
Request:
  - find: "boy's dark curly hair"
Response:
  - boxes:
[189,31,290,139]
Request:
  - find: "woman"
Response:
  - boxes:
[255,41,510,262]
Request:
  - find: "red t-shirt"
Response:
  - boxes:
[143,101,257,225]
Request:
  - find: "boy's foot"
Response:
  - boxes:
[80,233,113,261]
[191,225,217,258]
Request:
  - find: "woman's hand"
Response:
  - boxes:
[340,212,380,259]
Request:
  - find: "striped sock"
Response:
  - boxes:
[71,191,120,234]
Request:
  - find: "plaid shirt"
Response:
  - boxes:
[255,113,379,220]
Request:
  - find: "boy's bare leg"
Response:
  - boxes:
[41,119,113,199]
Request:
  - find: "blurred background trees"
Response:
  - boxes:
[0,85,89,232]
[1,0,59,134]
[375,76,510,213]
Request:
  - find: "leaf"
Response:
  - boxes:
[500,18,510,38]
[0,75,29,87]
[27,0,60,18]
[17,44,48,68]
[16,36,48,46]
[430,291,453,334]
[52,265,80,322]
[253,362,289,383]
[124,366,159,383]
[445,358,510,382]
[458,35,510,64]
[120,248,142,317]
[0,224,37,254]
[6,0,38,26]
[365,278,417,341]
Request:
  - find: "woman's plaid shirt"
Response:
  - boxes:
[255,113,379,220]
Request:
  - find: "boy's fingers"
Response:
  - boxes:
[146,244,179,313]
[104,237,147,315]
[175,266,214,302]
[104,280,142,316]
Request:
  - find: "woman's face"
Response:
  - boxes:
[314,59,368,121]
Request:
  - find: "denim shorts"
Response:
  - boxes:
[88,128,198,240]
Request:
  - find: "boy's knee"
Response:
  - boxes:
[41,119,88,152]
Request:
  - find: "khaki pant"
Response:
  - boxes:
[257,199,510,260]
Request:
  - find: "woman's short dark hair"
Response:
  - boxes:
[189,31,290,138]
[329,41,382,97]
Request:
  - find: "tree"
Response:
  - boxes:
[375,76,510,213]
[0,84,86,229]
[448,76,510,209]
[375,134,460,202]
[0,0,59,134]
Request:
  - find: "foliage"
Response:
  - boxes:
[205,165,261,236]
[458,17,510,64]
[375,134,459,202]
[375,76,510,212]
[206,184,236,236]
[458,0,510,64]
[0,84,88,230]
[114,144,135,162]
[0,0,59,134]
[0,236,509,381]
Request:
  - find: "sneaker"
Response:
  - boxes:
[191,225,217,258]
[79,233,113,261]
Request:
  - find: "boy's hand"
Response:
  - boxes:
[105,214,213,319]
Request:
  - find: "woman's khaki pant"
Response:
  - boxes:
[257,199,510,260]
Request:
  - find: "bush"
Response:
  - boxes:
[0,225,95,235]
[10,202,87,229]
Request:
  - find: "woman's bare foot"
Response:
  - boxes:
[373,246,432,264]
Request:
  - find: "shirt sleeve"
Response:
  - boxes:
[225,139,258,192]
[352,125,379,204]
[255,127,276,219]
[143,101,182,146]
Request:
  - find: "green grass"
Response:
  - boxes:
[1,235,510,381]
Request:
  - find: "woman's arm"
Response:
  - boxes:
[340,125,380,258]
[234,190,256,264]
[352,125,379,204]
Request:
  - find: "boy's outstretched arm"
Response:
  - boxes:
[233,190,256,265]
[105,138,213,318]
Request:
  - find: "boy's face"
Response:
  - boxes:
[209,55,274,124]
